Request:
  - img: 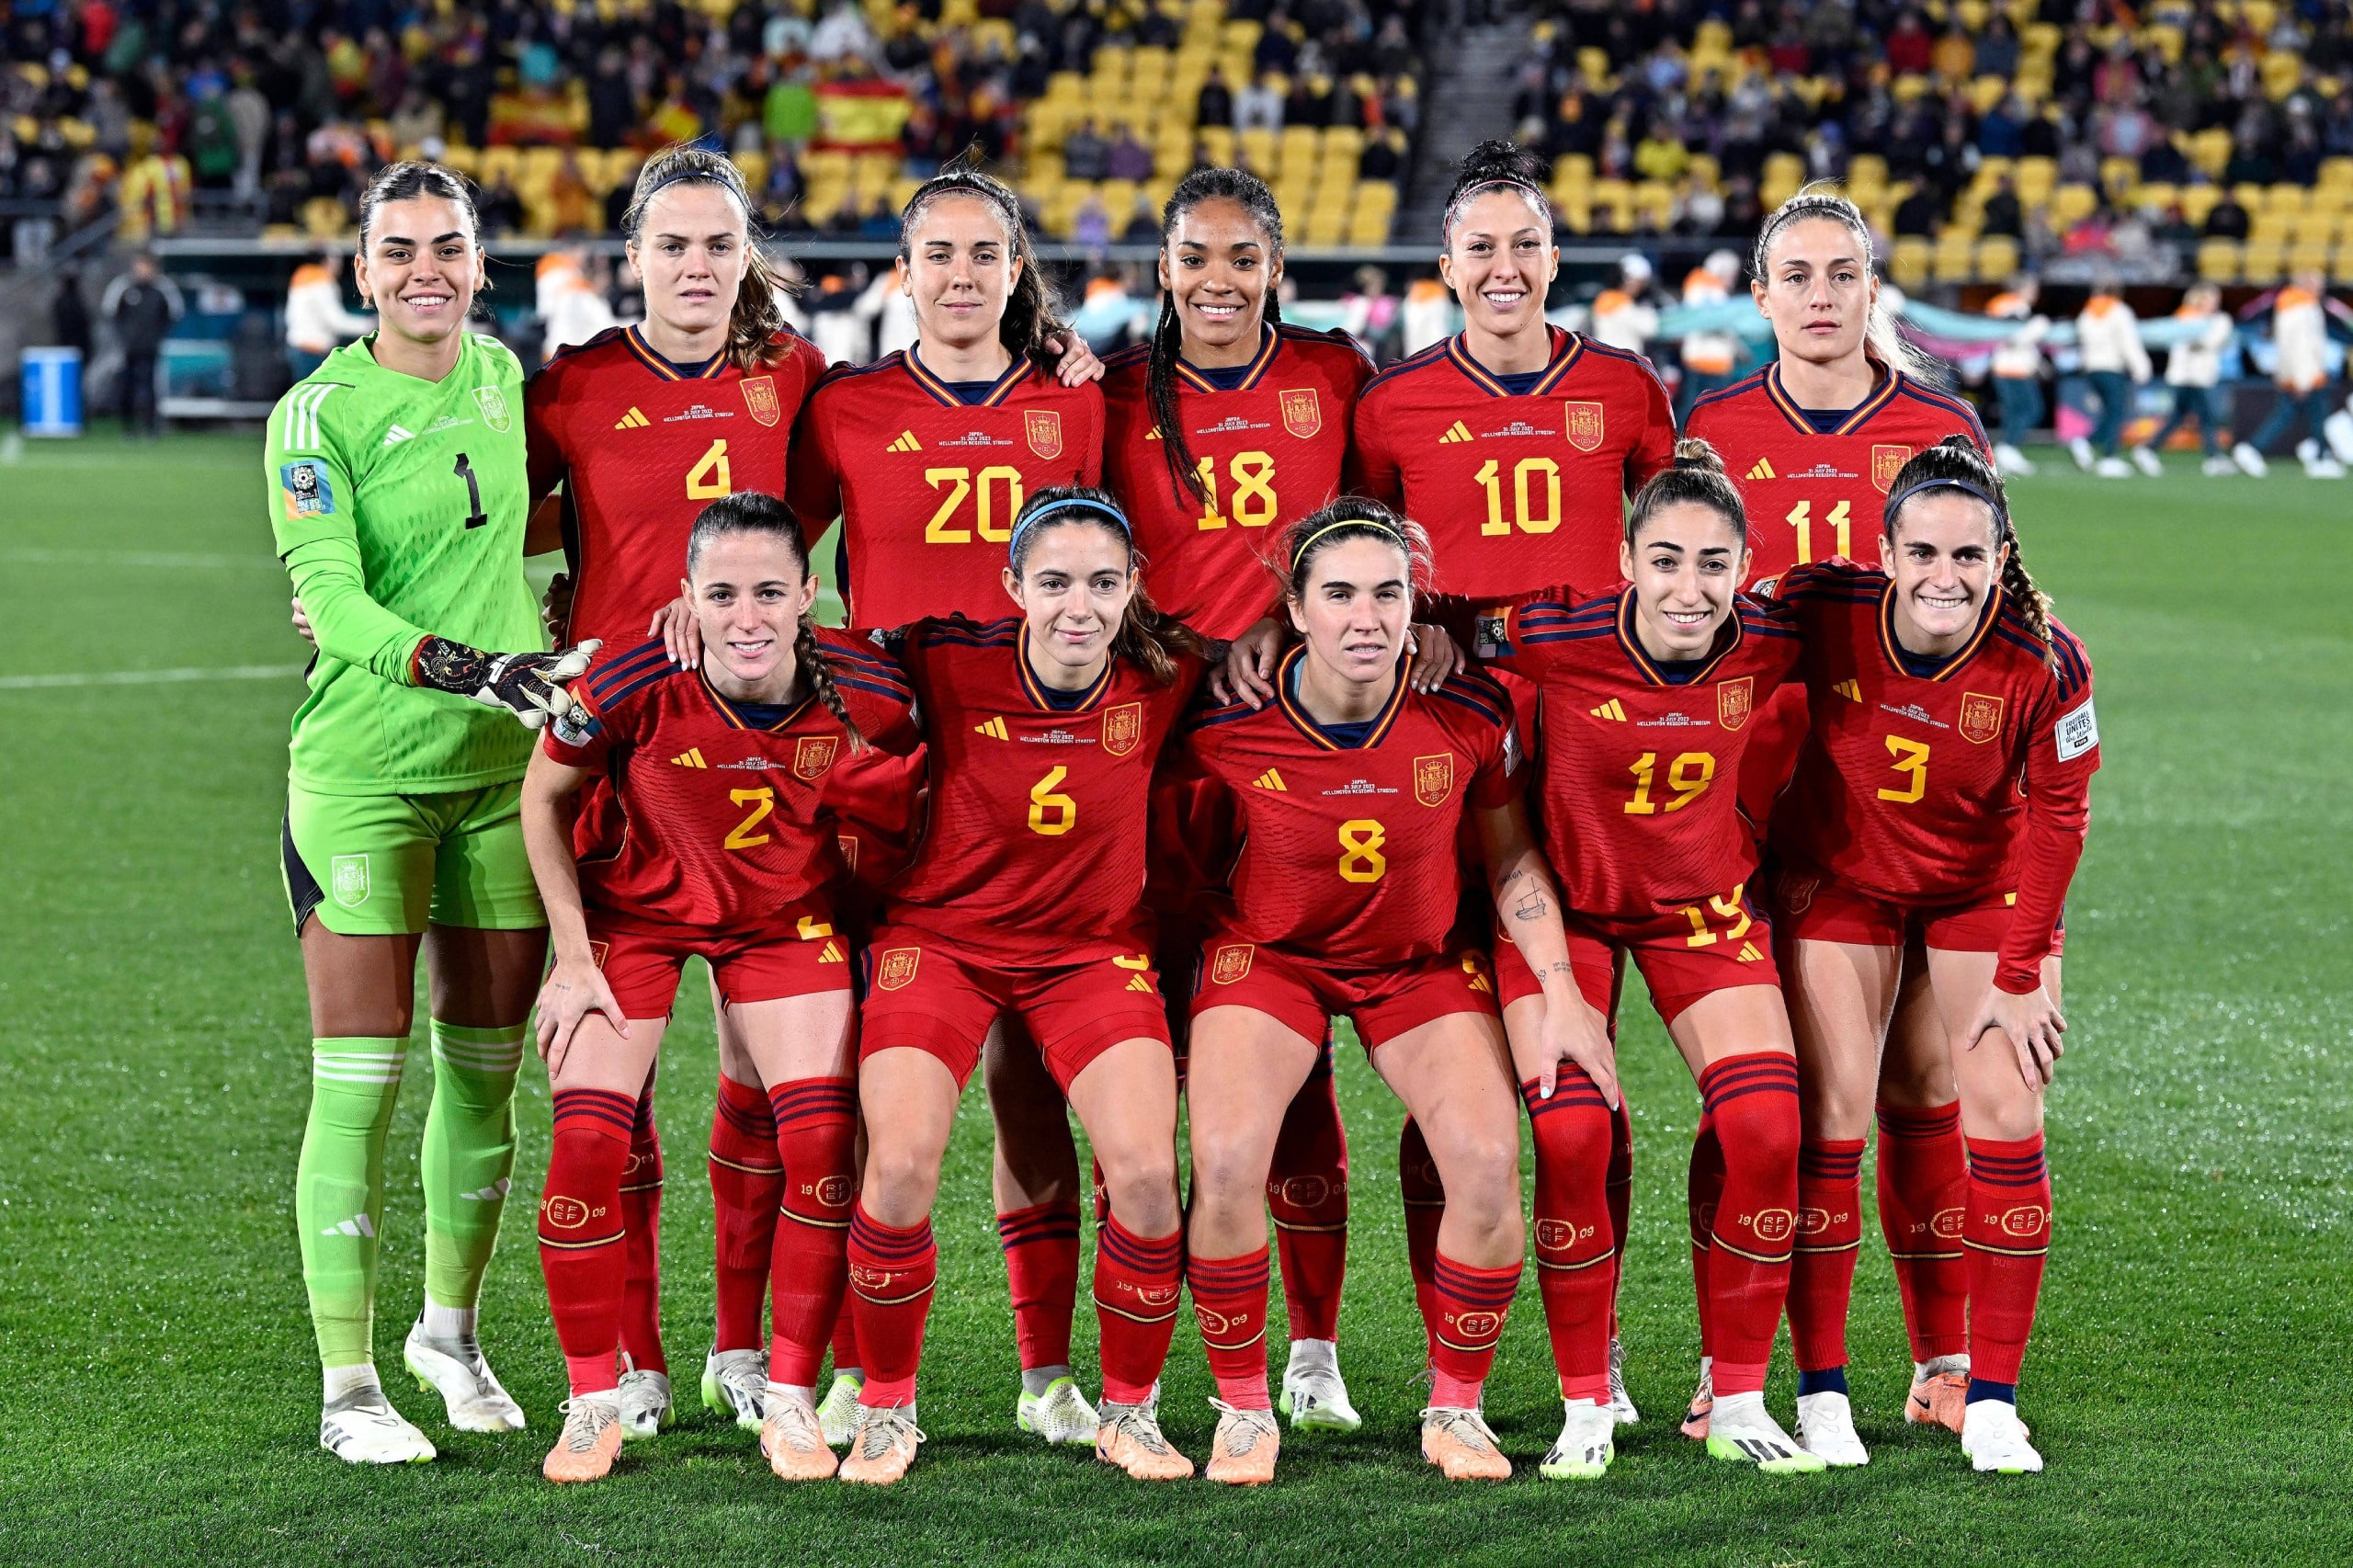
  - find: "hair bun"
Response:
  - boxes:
[1458,138,1546,186]
[1669,436,1726,474]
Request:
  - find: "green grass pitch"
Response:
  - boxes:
[2,430,2347,1565]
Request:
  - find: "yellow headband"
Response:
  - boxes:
[1290,517,1396,572]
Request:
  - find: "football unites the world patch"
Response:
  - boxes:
[279,460,335,518]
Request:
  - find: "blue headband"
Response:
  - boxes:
[1008,497,1131,557]
[1884,476,2006,532]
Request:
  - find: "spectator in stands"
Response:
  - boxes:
[1359,129,1403,184]
[1106,124,1154,183]
[2070,275,2153,478]
[1675,249,1743,425]
[102,252,180,440]
[1884,10,1934,76]
[1197,66,1234,129]
[2203,189,2250,240]
[1121,193,1160,243]
[1974,15,2021,81]
[1980,175,2023,241]
[1893,182,1942,240]
[1063,119,1108,182]
[1235,72,1284,132]
[477,172,524,238]
[2139,282,2236,476]
[1072,189,1111,251]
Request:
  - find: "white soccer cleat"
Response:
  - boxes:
[404,1318,526,1432]
[2302,456,2347,479]
[1538,1398,1615,1480]
[2201,455,2238,476]
[1961,1398,2044,1473]
[2233,441,2269,476]
[2129,445,2164,476]
[2067,436,2095,470]
[2093,456,2132,478]
[701,1348,769,1431]
[1016,1374,1099,1446]
[321,1388,437,1465]
[1608,1335,1640,1426]
[1279,1339,1362,1432]
[1994,442,2036,476]
[1794,1390,1870,1467]
[816,1371,864,1447]
[1705,1391,1826,1473]
[616,1356,673,1439]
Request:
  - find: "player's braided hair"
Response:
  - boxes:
[357,162,491,306]
[1752,182,1937,381]
[1277,496,1434,602]
[623,143,800,373]
[1626,437,1747,547]
[899,156,1071,373]
[1149,167,1287,508]
[1883,435,2054,666]
[1007,485,1200,686]
[684,492,867,747]
[1440,139,1553,245]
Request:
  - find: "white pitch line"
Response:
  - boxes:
[1,549,279,569]
[0,664,304,690]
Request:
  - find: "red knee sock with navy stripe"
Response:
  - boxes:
[617,1074,666,1375]
[1188,1247,1273,1409]
[1093,1215,1184,1404]
[1398,1118,1445,1364]
[1687,1110,1726,1364]
[847,1202,936,1408]
[1698,1052,1801,1398]
[830,1298,861,1375]
[1878,1100,1970,1362]
[767,1076,858,1388]
[1267,1050,1349,1343]
[540,1088,636,1396]
[1788,1137,1868,1392]
[996,1199,1082,1373]
[1963,1132,2051,1400]
[1526,1073,1616,1403]
[1427,1252,1521,1409]
[708,1074,782,1355]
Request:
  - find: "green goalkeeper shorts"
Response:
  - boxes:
[282,779,544,937]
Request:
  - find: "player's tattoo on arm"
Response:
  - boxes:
[1513,887,1550,923]
[1536,960,1576,982]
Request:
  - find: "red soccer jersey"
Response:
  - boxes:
[526,324,829,653]
[542,631,918,929]
[1685,363,1991,584]
[1179,653,1523,967]
[1765,561,2097,984]
[879,617,1201,960]
[1101,323,1375,639]
[1472,585,1800,921]
[785,350,1106,628]
[1347,326,1675,600]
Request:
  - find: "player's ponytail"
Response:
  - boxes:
[1752,181,1938,384]
[1278,496,1434,602]
[1007,486,1201,686]
[623,143,800,373]
[900,157,1071,373]
[685,492,868,746]
[1440,138,1552,245]
[1149,167,1287,507]
[1883,436,2053,666]
[1625,437,1746,547]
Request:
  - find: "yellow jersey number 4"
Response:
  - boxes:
[687,438,733,500]
[1193,451,1279,530]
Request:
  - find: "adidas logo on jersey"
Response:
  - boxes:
[456,1178,511,1202]
[1832,678,1862,702]
[888,430,922,452]
[322,1213,377,1238]
[1254,768,1288,791]
[974,716,1010,740]
[1125,975,1155,994]
[1145,426,1163,439]
[669,748,708,767]
[1736,941,1765,962]
[1438,420,1475,444]
[818,939,845,963]
[1590,699,1629,722]
[381,425,415,446]
[1747,458,1776,480]
[615,408,651,429]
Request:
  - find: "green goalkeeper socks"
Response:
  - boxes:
[296,1038,408,1369]
[420,1020,526,1311]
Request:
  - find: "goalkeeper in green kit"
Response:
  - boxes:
[267,163,596,1464]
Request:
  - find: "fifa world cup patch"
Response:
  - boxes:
[2053,697,2098,762]
[280,460,335,518]
[329,853,369,908]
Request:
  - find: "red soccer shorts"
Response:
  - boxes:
[1191,939,1500,1051]
[586,904,853,1019]
[857,928,1173,1092]
[1537,883,1779,1028]
[1770,861,2067,957]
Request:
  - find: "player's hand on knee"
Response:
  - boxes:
[536,955,629,1075]
[412,636,601,729]
[1210,617,1283,708]
[1405,621,1462,693]
[290,595,317,647]
[650,595,700,667]
[1970,983,2064,1090]
[1518,992,1619,1108]
[1044,329,1105,386]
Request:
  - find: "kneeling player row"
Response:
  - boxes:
[519,437,2093,1484]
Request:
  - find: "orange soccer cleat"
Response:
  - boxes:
[760,1392,840,1482]
[1095,1401,1195,1481]
[836,1405,925,1485]
[1905,1358,1970,1433]
[1202,1401,1279,1485]
[1421,1406,1512,1482]
[543,1394,626,1483]
[1680,1362,1713,1440]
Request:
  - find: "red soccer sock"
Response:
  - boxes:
[1093,1216,1184,1404]
[767,1077,858,1388]
[830,1298,861,1374]
[1878,1100,1969,1361]
[1188,1247,1273,1409]
[1698,1052,1801,1397]
[1687,1111,1725,1361]
[847,1202,936,1408]
[1788,1137,1868,1373]
[617,1076,666,1375]
[1605,1094,1633,1338]
[1268,1048,1349,1343]
[709,1074,783,1355]
[1427,1251,1521,1409]
[1963,1133,2051,1384]
[1526,1073,1616,1403]
[540,1088,635,1396]
[996,1199,1082,1372]
[1398,1117,1445,1363]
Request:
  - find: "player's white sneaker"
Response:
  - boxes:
[2067,437,2095,470]
[2233,441,2269,476]
[616,1355,673,1439]
[1961,1398,2044,1473]
[1995,442,2036,476]
[321,1387,437,1465]
[816,1370,864,1447]
[1538,1398,1615,1480]
[1608,1335,1640,1425]
[2094,456,2131,478]
[2202,456,2237,476]
[2302,455,2347,478]
[403,1319,526,1432]
[1794,1390,1870,1467]
[2129,445,2164,476]
[1705,1391,1826,1473]
[1279,1339,1362,1431]
[1016,1374,1099,1446]
[701,1348,769,1430]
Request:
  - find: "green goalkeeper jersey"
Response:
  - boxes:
[266,330,543,795]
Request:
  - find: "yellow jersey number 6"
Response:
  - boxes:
[1029,767,1077,835]
[1337,819,1387,882]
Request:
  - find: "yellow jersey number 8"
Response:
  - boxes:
[1337,818,1387,882]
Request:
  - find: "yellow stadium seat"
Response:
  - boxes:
[1931,234,1978,282]
[2196,238,2241,281]
[1222,19,1262,53]
[2134,181,2177,214]
[1551,153,1595,191]
[2241,238,2286,283]
[2287,240,2333,277]
[438,144,481,177]
[2098,156,2137,199]
[2322,158,2353,191]
[1891,236,1931,291]
[2178,185,2221,227]
[2190,129,2233,177]
[1976,235,2020,280]
[732,150,768,194]
[2250,210,2293,243]
[1200,126,1235,167]
[1238,128,1276,175]
[1279,126,1321,178]
[2333,243,2353,286]
[2293,210,2342,244]
[2048,184,2098,227]
[1553,191,1594,233]
[2014,156,2057,202]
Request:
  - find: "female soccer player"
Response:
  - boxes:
[1179,499,1602,1485]
[1454,443,1822,1475]
[1098,166,1381,1429]
[522,493,915,1483]
[1683,185,1995,1443]
[267,161,595,1464]
[835,487,1201,1485]
[1764,437,2094,1474]
[786,165,1116,1449]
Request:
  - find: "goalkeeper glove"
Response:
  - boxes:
[412,636,602,730]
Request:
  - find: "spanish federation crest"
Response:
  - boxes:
[1414,752,1455,807]
[472,384,513,433]
[1563,401,1605,453]
[874,947,920,992]
[329,853,370,909]
[742,374,780,426]
[1717,676,1754,732]
[1959,690,2006,744]
[1279,387,1322,438]
[1871,443,1913,493]
[1210,942,1255,985]
[1025,409,1063,460]
[1101,701,1143,758]
[794,734,839,779]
